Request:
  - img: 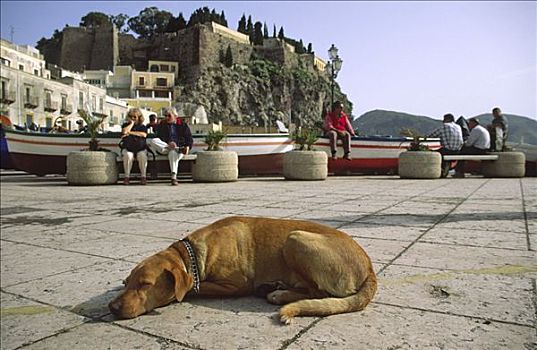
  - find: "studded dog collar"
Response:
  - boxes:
[181,239,200,293]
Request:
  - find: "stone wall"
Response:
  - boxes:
[60,25,118,72]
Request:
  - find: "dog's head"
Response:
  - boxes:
[108,252,193,319]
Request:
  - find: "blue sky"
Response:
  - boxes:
[1,1,535,120]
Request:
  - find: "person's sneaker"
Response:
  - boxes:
[453,172,465,178]
[140,177,147,185]
[123,177,130,185]
[343,153,352,161]
[331,151,337,161]
[171,179,178,186]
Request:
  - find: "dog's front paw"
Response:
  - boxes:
[280,314,293,325]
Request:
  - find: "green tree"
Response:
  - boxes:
[220,10,228,26]
[307,43,313,54]
[80,12,111,28]
[296,39,305,54]
[253,22,263,45]
[238,14,247,33]
[224,46,233,68]
[246,16,254,41]
[263,22,269,38]
[111,13,129,33]
[278,27,285,39]
[128,7,173,38]
[166,12,187,32]
[273,24,277,38]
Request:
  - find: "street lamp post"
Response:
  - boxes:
[326,44,343,109]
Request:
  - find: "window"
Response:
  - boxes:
[156,78,167,87]
[45,90,52,106]
[0,81,6,99]
[149,65,159,72]
[160,64,169,72]
[19,64,24,71]
[78,91,84,109]
[91,95,96,111]
[45,117,53,128]
[155,91,169,98]
[25,114,33,126]
[0,57,10,66]
[61,94,67,110]
[139,90,152,97]
[25,87,31,102]
[99,97,104,112]
[171,66,176,72]
[34,69,39,76]
[138,77,145,86]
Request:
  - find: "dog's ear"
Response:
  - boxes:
[167,267,193,302]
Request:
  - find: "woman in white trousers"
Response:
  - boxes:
[121,108,148,185]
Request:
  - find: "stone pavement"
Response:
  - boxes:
[1,171,536,350]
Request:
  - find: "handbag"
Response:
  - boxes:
[119,135,147,153]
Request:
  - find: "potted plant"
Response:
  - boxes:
[398,128,441,179]
[283,127,328,180]
[66,108,118,185]
[192,129,238,182]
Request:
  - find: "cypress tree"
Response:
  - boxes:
[238,14,246,33]
[247,15,254,41]
[272,24,277,38]
[278,27,284,39]
[307,43,313,54]
[253,22,263,45]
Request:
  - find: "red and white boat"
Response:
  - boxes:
[3,128,445,176]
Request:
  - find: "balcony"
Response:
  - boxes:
[60,104,73,115]
[0,90,16,104]
[24,96,39,109]
[44,100,58,112]
[153,84,173,91]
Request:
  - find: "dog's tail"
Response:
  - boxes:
[279,273,377,324]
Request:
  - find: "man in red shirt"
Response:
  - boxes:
[323,101,356,160]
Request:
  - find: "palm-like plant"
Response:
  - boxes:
[204,130,227,151]
[400,127,430,151]
[292,128,319,151]
[78,109,106,151]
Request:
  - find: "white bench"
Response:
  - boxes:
[443,155,499,161]
[115,153,197,162]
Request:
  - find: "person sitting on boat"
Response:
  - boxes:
[428,113,463,176]
[120,108,149,185]
[453,117,491,178]
[148,107,193,186]
[324,101,356,160]
[487,107,508,152]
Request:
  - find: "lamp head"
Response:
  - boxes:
[328,44,338,60]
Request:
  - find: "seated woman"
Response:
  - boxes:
[120,108,148,185]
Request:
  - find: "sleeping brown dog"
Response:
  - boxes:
[109,216,377,324]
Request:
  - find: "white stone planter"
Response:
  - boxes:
[192,151,238,182]
[398,151,441,179]
[66,151,118,185]
[283,150,328,180]
[482,152,525,178]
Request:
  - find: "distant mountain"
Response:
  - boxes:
[352,109,537,145]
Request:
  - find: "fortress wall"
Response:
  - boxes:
[90,25,118,71]
[60,27,93,72]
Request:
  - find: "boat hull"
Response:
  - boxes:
[4,129,441,177]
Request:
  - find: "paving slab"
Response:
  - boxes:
[0,292,86,350]
[1,173,536,350]
[286,303,537,350]
[377,264,536,326]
